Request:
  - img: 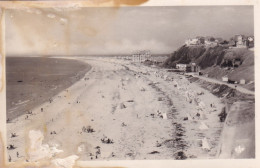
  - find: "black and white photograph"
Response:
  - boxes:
[0,2,257,167]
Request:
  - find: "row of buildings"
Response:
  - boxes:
[176,63,248,85]
[230,35,254,48]
[185,36,222,47]
[222,76,247,85]
[185,35,254,48]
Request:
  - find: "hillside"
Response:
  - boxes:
[163,45,206,67]
[163,45,254,90]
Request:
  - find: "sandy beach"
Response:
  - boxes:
[7,57,224,161]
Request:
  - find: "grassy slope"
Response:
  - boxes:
[163,46,254,90]
[163,45,206,68]
[204,48,254,90]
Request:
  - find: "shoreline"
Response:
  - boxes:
[6,57,242,161]
[143,59,255,158]
[6,57,92,121]
[125,60,225,159]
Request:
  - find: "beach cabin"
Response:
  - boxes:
[176,64,187,71]
[240,79,246,85]
[190,63,200,72]
[222,76,228,82]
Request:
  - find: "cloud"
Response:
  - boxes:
[5,6,253,56]
[82,39,172,55]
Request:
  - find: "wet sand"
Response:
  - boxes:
[7,57,224,161]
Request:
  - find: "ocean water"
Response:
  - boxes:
[6,57,91,121]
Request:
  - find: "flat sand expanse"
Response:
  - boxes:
[7,57,224,161]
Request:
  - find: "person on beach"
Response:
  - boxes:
[96,148,101,159]
[232,85,237,97]
[11,133,17,138]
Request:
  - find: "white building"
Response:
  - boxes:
[176,64,187,71]
[240,79,246,84]
[185,38,200,46]
[204,40,218,47]
[222,76,228,82]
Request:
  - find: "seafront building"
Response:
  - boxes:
[132,50,151,62]
[176,63,200,72]
[185,35,254,48]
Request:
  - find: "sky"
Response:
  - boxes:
[5,6,254,56]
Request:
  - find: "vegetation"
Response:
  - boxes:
[163,45,254,90]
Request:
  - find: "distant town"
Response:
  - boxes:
[111,34,254,88]
[185,35,254,48]
[118,35,255,63]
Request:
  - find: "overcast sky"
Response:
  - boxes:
[6,6,253,56]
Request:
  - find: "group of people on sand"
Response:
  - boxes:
[8,152,19,162]
[7,143,20,162]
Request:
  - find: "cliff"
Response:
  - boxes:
[163,45,254,90]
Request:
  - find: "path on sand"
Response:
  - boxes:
[7,57,224,161]
[191,74,254,95]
